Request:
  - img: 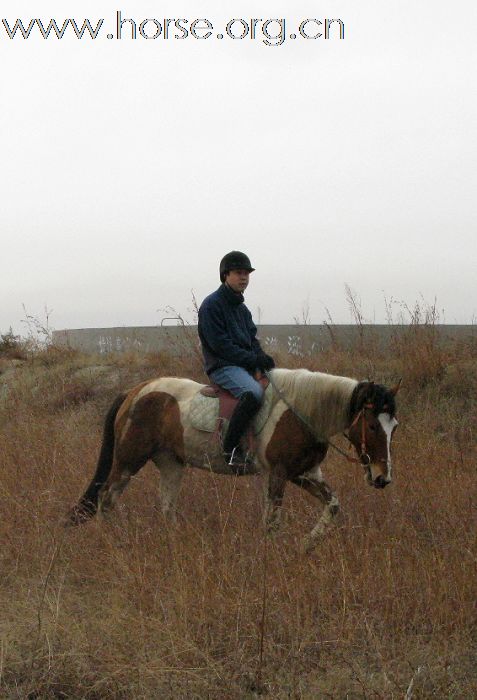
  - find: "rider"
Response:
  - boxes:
[198,251,275,468]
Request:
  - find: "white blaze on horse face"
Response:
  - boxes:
[378,413,398,481]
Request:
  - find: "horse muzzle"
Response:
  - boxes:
[365,468,390,489]
[373,474,388,489]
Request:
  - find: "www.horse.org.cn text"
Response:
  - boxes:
[1,14,345,46]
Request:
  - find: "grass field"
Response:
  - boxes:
[0,320,476,698]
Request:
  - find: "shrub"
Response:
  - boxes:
[0,328,28,360]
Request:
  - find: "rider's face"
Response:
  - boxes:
[225,269,250,293]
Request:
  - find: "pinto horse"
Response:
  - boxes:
[67,369,400,550]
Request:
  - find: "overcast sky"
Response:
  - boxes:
[1,1,476,334]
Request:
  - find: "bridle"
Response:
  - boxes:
[342,403,374,468]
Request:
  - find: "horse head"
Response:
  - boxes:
[347,379,401,488]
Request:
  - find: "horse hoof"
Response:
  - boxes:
[302,534,322,554]
[63,508,89,527]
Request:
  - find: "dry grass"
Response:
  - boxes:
[0,321,476,698]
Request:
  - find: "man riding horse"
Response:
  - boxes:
[66,251,400,548]
[198,251,275,469]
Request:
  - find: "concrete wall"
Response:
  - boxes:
[52,324,476,356]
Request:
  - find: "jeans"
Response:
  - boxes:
[209,365,264,403]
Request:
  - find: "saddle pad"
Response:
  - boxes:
[189,382,274,434]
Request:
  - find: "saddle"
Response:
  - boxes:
[189,376,273,439]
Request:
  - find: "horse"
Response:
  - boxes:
[66,368,400,550]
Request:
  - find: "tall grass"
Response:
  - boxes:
[0,313,476,698]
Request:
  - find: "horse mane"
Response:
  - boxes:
[269,368,358,440]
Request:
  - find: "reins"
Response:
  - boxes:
[265,371,372,468]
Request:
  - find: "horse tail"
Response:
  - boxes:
[66,392,127,525]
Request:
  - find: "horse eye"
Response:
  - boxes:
[369,424,376,432]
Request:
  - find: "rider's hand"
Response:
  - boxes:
[256,351,275,371]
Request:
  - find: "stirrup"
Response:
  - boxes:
[224,446,253,472]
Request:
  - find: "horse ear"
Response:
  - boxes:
[390,378,402,396]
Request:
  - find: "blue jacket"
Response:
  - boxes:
[198,284,262,375]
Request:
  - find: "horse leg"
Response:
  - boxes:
[98,389,184,517]
[263,464,287,534]
[153,454,185,523]
[291,464,339,551]
[98,452,149,516]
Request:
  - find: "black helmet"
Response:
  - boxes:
[219,251,255,282]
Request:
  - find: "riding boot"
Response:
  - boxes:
[223,391,261,473]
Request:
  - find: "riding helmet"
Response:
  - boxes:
[219,251,255,282]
